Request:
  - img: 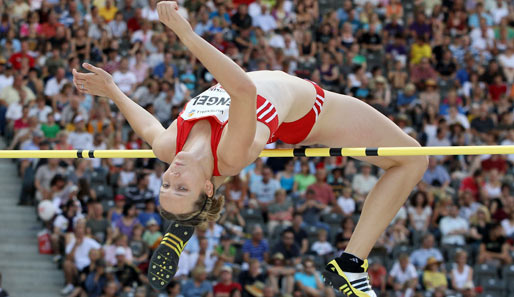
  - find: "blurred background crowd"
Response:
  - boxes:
[1,0,514,296]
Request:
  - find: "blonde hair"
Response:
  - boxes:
[160,192,225,228]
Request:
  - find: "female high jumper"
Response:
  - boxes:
[73,2,427,296]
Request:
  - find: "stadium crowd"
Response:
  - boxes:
[1,0,514,296]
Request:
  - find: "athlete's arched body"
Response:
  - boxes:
[73,2,428,296]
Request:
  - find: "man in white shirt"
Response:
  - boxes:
[440,204,469,246]
[337,187,356,216]
[388,254,418,291]
[62,220,101,295]
[351,163,378,195]
[0,61,13,91]
[113,57,137,96]
[252,5,277,32]
[410,233,444,270]
[44,67,68,97]
[68,116,93,149]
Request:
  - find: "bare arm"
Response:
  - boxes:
[72,65,168,161]
[157,1,257,167]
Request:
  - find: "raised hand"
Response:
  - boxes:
[73,63,115,98]
[157,1,193,37]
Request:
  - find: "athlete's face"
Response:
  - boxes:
[159,151,214,215]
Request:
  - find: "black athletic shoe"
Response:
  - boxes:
[148,222,194,290]
[322,259,376,297]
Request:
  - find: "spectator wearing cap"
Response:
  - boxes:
[113,245,147,290]
[104,234,134,266]
[62,219,101,295]
[68,115,93,149]
[125,173,155,211]
[242,225,269,263]
[181,266,213,297]
[267,251,295,295]
[213,265,242,297]
[142,218,162,250]
[422,257,447,292]
[410,233,443,270]
[388,253,418,293]
[86,200,111,244]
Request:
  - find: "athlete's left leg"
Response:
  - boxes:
[307,93,428,296]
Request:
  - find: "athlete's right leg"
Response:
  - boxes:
[308,93,428,296]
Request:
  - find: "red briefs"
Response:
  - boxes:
[175,81,325,176]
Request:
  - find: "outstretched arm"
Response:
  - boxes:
[72,65,166,159]
[158,2,257,167]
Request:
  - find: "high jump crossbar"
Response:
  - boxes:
[0,145,514,158]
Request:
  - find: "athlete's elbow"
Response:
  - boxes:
[232,81,257,99]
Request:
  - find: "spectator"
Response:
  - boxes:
[43,67,68,97]
[334,217,355,253]
[293,259,327,297]
[388,253,418,293]
[113,246,147,290]
[351,163,378,196]
[242,225,269,263]
[181,266,213,297]
[478,223,512,265]
[408,191,432,232]
[142,218,162,250]
[68,116,93,149]
[307,168,337,208]
[439,203,469,246]
[249,166,281,210]
[213,265,242,297]
[267,189,293,233]
[271,230,301,266]
[104,234,134,266]
[367,258,387,295]
[422,257,448,292]
[336,187,356,216]
[422,157,450,188]
[285,212,309,255]
[293,161,316,193]
[86,200,111,244]
[410,233,444,270]
[34,158,64,201]
[296,189,329,231]
[310,229,333,258]
[239,259,267,297]
[112,57,137,96]
[267,252,295,295]
[62,220,101,295]
[114,203,141,241]
[125,173,155,211]
[451,250,474,293]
